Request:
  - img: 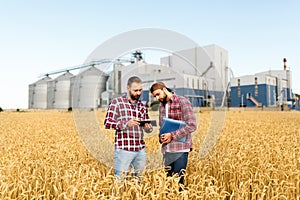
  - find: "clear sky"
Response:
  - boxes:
[0,0,299,109]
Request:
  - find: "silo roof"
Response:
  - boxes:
[53,71,74,81]
[77,66,108,77]
[32,76,52,84]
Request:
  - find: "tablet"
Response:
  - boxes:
[138,119,157,126]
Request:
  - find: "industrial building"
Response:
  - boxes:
[29,46,298,110]
[230,59,293,108]
[160,44,228,107]
[101,44,228,108]
[29,44,228,109]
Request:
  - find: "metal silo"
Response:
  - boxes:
[71,66,108,109]
[47,71,73,109]
[28,76,52,109]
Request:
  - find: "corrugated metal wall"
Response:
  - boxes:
[28,76,52,109]
[47,72,73,109]
[71,66,108,109]
[29,67,108,109]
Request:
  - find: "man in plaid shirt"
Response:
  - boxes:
[104,76,153,180]
[150,82,197,188]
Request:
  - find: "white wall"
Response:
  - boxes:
[120,63,185,93]
[160,44,228,92]
[231,74,276,86]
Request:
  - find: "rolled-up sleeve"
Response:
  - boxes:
[104,100,127,130]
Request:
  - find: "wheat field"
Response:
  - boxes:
[0,110,299,199]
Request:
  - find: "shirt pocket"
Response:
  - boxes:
[169,104,182,120]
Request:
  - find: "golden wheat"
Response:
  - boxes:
[0,110,299,199]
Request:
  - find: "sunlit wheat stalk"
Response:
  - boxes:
[0,110,299,199]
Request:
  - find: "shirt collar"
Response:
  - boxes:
[169,92,176,103]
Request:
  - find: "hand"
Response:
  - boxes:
[160,133,172,144]
[144,123,153,132]
[127,119,140,127]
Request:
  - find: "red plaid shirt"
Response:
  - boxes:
[104,94,149,151]
[159,93,197,153]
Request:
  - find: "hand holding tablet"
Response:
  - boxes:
[137,119,157,127]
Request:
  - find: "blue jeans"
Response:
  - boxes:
[163,152,189,185]
[114,148,146,179]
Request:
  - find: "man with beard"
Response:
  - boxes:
[104,76,153,180]
[150,82,196,189]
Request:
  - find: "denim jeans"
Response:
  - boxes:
[114,148,146,179]
[163,152,189,185]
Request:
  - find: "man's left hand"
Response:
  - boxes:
[160,133,172,144]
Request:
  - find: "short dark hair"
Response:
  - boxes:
[127,76,142,86]
[150,82,172,93]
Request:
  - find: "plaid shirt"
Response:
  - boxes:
[104,94,149,151]
[159,93,197,153]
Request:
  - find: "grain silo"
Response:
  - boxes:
[47,71,74,109]
[71,66,109,109]
[28,76,52,109]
